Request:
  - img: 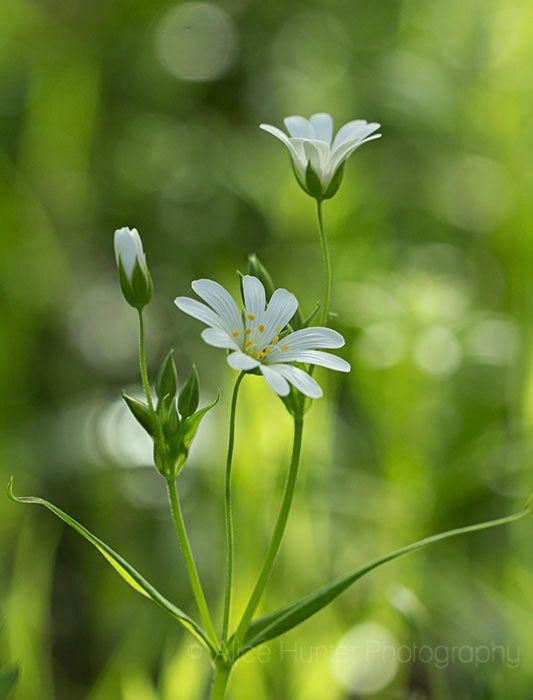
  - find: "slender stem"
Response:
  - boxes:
[166,478,219,647]
[137,309,166,450]
[316,199,331,326]
[209,663,232,700]
[221,372,246,641]
[232,417,304,649]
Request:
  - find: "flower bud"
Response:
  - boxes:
[246,254,275,299]
[114,227,153,309]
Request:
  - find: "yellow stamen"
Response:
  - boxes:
[271,336,279,344]
[276,325,282,332]
[265,347,272,354]
[281,344,289,351]
[245,328,251,335]
[257,351,266,359]
[258,324,265,332]
[245,340,253,348]
[231,330,240,337]
[247,313,255,321]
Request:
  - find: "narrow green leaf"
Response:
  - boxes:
[0,666,19,700]
[236,502,531,656]
[7,478,215,656]
[156,350,178,402]
[123,393,154,435]
[178,366,200,419]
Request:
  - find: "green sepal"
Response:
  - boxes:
[122,393,154,436]
[117,258,152,310]
[6,478,216,656]
[246,254,276,299]
[304,161,324,200]
[178,366,200,419]
[171,392,220,476]
[232,500,531,658]
[0,665,19,699]
[156,350,178,403]
[322,162,345,200]
[279,382,313,419]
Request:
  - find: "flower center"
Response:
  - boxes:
[240,321,287,362]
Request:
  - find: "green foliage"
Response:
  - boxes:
[0,666,19,700]
[234,502,531,657]
[7,479,215,656]
[178,366,200,419]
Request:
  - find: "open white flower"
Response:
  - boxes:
[260,113,381,199]
[175,275,350,398]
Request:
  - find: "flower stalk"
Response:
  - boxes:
[315,199,331,326]
[232,416,304,652]
[221,371,246,641]
[166,478,219,648]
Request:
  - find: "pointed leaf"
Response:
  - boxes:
[0,666,19,700]
[123,393,154,436]
[156,350,178,402]
[179,392,220,454]
[235,502,531,656]
[178,366,200,419]
[7,479,215,655]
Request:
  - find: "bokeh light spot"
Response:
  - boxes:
[414,325,462,377]
[154,3,238,82]
[358,321,406,369]
[466,316,519,365]
[331,622,399,695]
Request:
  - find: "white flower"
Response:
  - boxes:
[114,227,148,282]
[175,275,350,399]
[114,227,152,309]
[260,113,381,199]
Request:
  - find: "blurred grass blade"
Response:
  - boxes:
[7,478,215,656]
[237,502,531,655]
[0,666,19,699]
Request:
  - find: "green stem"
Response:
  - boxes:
[209,663,232,700]
[166,478,219,647]
[232,417,304,649]
[316,199,331,326]
[137,309,166,450]
[221,372,246,641]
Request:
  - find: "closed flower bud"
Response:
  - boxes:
[114,227,153,309]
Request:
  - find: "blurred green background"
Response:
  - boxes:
[1,0,532,698]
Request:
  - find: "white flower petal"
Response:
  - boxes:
[332,120,380,149]
[114,227,145,279]
[280,327,345,351]
[259,364,290,396]
[303,139,331,184]
[259,124,307,169]
[201,328,239,350]
[328,134,382,177]
[242,275,266,322]
[261,288,298,342]
[309,113,334,145]
[227,351,260,371]
[283,115,314,139]
[279,349,351,372]
[271,364,322,398]
[175,296,226,330]
[192,279,243,335]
